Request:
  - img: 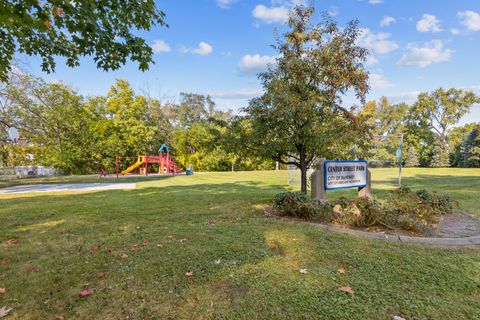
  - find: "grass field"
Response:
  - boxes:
[1,169,480,319]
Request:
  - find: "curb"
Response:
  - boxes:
[269,215,480,246]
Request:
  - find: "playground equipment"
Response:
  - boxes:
[117,144,183,177]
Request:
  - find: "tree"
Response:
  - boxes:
[409,88,479,146]
[404,146,419,167]
[431,139,450,167]
[448,123,477,167]
[236,6,370,194]
[462,124,480,167]
[0,0,167,81]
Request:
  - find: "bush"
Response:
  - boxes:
[272,192,320,219]
[271,186,456,233]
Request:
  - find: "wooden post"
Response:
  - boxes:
[311,158,327,203]
[115,156,119,178]
[358,168,373,200]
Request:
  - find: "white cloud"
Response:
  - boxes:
[328,6,339,17]
[216,0,238,9]
[380,16,396,27]
[369,0,383,4]
[450,28,460,35]
[210,88,263,99]
[416,14,442,33]
[181,42,213,56]
[192,42,213,56]
[397,40,453,68]
[151,40,171,54]
[458,10,480,31]
[357,28,399,55]
[238,54,277,73]
[365,55,379,67]
[369,73,393,89]
[253,5,289,24]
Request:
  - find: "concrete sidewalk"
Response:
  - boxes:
[0,183,136,194]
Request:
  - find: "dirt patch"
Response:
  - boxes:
[424,211,480,238]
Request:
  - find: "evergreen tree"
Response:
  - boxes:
[405,146,420,167]
[462,125,480,167]
[431,139,450,167]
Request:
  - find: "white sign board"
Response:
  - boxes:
[324,160,368,190]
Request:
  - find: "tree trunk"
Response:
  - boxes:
[299,146,307,194]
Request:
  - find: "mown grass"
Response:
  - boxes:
[0,170,479,319]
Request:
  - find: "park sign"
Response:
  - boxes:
[324,160,368,190]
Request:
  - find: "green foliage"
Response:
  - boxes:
[404,146,419,167]
[236,6,370,193]
[462,124,480,167]
[0,0,167,81]
[274,186,456,233]
[431,139,450,168]
[272,191,320,219]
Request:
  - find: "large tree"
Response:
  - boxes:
[409,88,479,147]
[0,0,167,81]
[236,6,370,193]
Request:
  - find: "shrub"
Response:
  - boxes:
[271,186,456,233]
[272,192,320,219]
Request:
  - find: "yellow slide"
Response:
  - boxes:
[121,158,146,174]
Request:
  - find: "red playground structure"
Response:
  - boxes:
[116,144,183,177]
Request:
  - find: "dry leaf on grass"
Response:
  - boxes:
[155,244,163,248]
[338,267,346,274]
[392,316,406,320]
[338,286,354,294]
[89,244,101,254]
[130,244,140,252]
[185,271,193,276]
[299,268,308,274]
[79,287,95,297]
[24,264,35,272]
[97,272,105,279]
[121,253,129,259]
[6,239,17,245]
[143,241,150,246]
[0,288,5,294]
[0,306,12,318]
[0,259,9,265]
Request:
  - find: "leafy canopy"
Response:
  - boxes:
[0,0,167,81]
[236,6,370,193]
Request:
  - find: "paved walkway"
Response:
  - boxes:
[303,221,480,246]
[0,183,136,194]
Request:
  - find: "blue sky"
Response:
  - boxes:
[18,0,480,123]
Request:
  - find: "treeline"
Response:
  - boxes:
[0,71,273,173]
[362,89,480,168]
[1,70,479,173]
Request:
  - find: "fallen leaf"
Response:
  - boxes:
[338,267,346,274]
[121,253,129,259]
[89,244,102,254]
[179,238,187,243]
[6,239,17,245]
[207,220,216,226]
[55,315,65,320]
[299,268,308,274]
[0,288,5,294]
[79,287,95,297]
[59,230,65,234]
[143,241,150,246]
[185,271,193,277]
[155,244,163,248]
[338,286,354,294]
[106,247,114,253]
[97,272,105,279]
[214,259,221,265]
[130,244,140,252]
[0,259,9,265]
[24,264,35,272]
[392,316,406,320]
[0,306,12,318]
[166,235,173,240]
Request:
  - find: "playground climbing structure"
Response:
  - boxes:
[117,144,183,177]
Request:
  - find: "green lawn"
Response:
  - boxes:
[1,169,479,319]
